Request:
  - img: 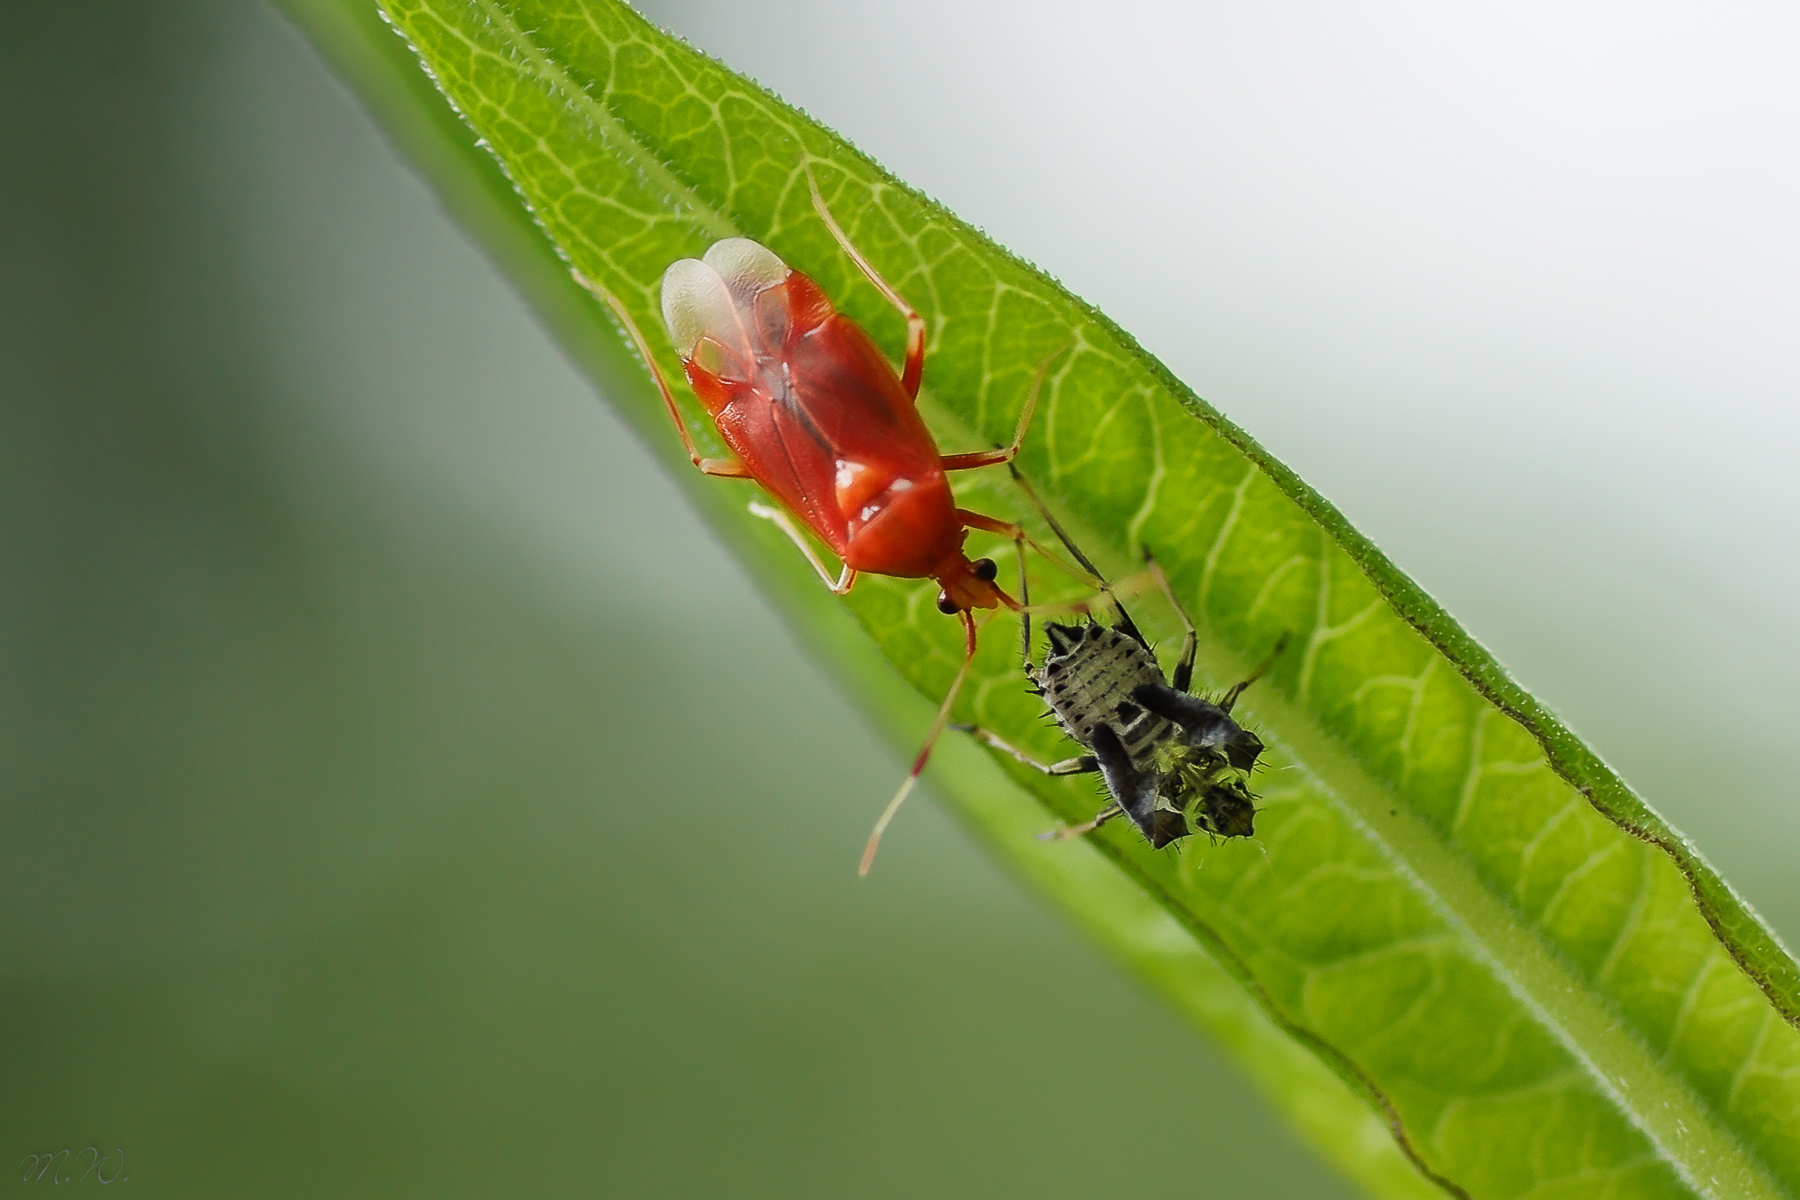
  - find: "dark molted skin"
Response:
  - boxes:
[1131,684,1266,773]
[1196,777,1256,840]
[1036,620,1269,849]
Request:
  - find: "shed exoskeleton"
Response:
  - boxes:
[959,506,1282,848]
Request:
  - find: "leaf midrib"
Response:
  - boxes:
[924,386,1783,1197]
[1229,638,1784,1200]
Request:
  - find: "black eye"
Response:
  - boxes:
[972,557,998,582]
[937,591,959,615]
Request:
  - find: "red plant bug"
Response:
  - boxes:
[578,171,1072,874]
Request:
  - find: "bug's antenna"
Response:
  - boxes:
[1006,465,1102,579]
[1005,464,1147,649]
[1001,351,1068,672]
[860,611,988,876]
[1016,512,1034,670]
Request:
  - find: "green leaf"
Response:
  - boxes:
[277,1,1800,1196]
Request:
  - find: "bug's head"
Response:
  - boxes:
[1042,622,1098,657]
[934,554,1008,615]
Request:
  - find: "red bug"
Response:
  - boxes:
[582,177,1065,874]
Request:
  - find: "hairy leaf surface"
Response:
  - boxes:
[278,1,1800,1196]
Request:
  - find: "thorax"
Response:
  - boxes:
[1036,625,1175,768]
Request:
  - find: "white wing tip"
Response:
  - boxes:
[702,238,788,293]
[660,239,790,361]
[660,258,720,359]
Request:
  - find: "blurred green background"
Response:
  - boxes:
[4,2,1795,1198]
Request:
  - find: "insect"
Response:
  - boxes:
[958,498,1282,849]
[578,171,1070,873]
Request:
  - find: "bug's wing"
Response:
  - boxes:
[661,239,789,373]
[703,238,787,306]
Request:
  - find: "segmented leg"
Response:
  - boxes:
[1039,805,1123,842]
[1142,548,1198,694]
[860,610,982,876]
[950,724,1097,776]
[806,165,928,400]
[1218,634,1289,713]
[938,341,1070,472]
[748,501,856,594]
[575,272,751,479]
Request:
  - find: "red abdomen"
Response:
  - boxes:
[681,271,961,579]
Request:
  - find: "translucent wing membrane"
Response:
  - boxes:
[660,259,739,363]
[661,238,789,369]
[703,237,787,303]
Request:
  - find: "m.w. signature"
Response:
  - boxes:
[19,1148,126,1184]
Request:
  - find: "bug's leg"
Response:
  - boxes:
[1218,633,1290,713]
[748,500,856,594]
[1039,804,1123,842]
[1131,678,1265,770]
[1133,682,1224,729]
[576,273,751,479]
[939,340,1072,472]
[1089,723,1160,836]
[806,165,927,399]
[860,610,984,876]
[951,724,1098,776]
[1142,548,1198,693]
